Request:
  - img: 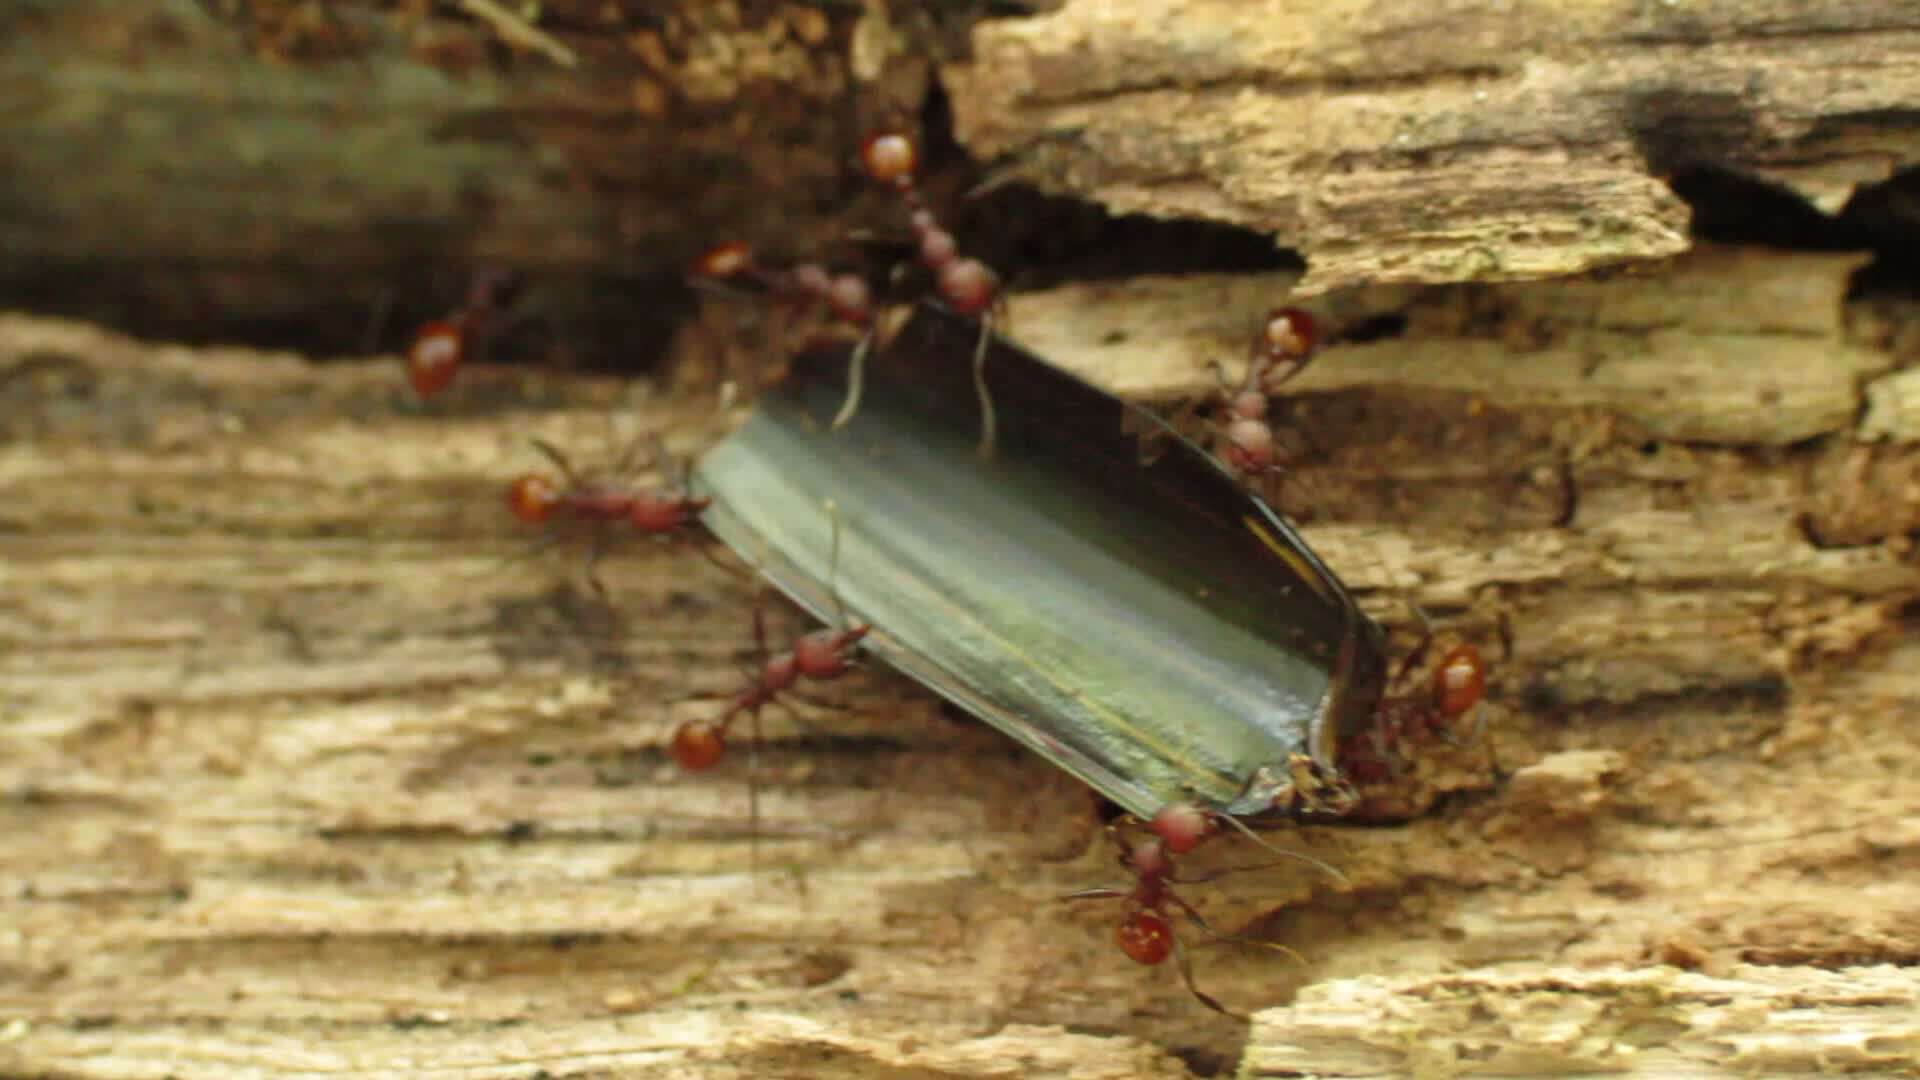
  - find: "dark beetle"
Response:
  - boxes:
[693,301,1398,825]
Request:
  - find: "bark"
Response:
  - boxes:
[0,0,929,353]
[944,0,1920,293]
[3,237,1919,1076]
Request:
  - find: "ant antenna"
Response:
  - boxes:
[829,338,871,432]
[1213,811,1349,888]
[972,330,997,461]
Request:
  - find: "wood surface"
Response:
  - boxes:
[7,0,1920,1076]
[944,0,1920,294]
[4,237,1919,1076]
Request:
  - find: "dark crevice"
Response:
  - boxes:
[923,77,1300,291]
[1658,160,1920,305]
[1669,166,1871,251]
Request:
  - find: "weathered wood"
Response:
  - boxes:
[1245,965,1920,1078]
[3,237,1919,1075]
[943,0,1920,293]
[0,0,925,353]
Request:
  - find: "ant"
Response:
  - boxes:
[1199,306,1320,491]
[856,130,1004,456]
[691,129,1005,455]
[666,592,869,775]
[670,500,870,774]
[1065,801,1340,1018]
[405,268,523,399]
[1341,629,1490,786]
[504,431,726,600]
[668,504,870,856]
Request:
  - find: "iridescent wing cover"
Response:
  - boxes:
[693,303,1385,822]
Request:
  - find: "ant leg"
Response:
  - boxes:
[1387,600,1438,687]
[830,262,900,433]
[782,686,851,713]
[529,437,587,489]
[583,525,612,603]
[770,694,830,739]
[743,699,763,879]
[625,431,669,487]
[1171,934,1241,1019]
[679,533,750,580]
[1163,889,1307,972]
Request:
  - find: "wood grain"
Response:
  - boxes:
[944,0,1920,293]
[3,238,1919,1075]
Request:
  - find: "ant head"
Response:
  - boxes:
[1433,644,1486,718]
[691,241,756,280]
[1262,306,1317,362]
[406,320,465,398]
[763,651,799,691]
[506,473,561,524]
[792,624,867,679]
[669,718,727,772]
[859,131,919,189]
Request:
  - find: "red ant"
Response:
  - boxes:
[666,593,869,775]
[503,432,725,600]
[668,505,870,853]
[1065,802,1339,1018]
[857,130,1004,456]
[691,129,1006,455]
[1204,306,1319,489]
[405,268,522,399]
[1341,631,1490,786]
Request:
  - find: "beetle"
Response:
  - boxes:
[689,299,1486,1011]
[692,299,1433,826]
